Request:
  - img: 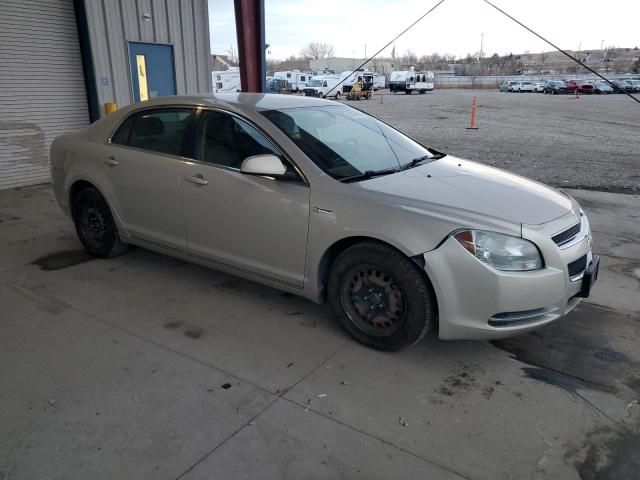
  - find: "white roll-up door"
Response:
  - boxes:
[0,0,90,190]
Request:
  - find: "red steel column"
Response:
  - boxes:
[234,0,265,92]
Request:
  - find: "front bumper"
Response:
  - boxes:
[423,211,595,340]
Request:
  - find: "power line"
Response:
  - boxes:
[483,0,640,105]
[323,0,447,98]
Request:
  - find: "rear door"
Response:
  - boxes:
[105,107,195,248]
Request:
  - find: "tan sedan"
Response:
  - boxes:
[50,94,599,350]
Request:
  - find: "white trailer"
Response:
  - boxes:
[389,70,434,94]
[373,73,385,90]
[212,68,241,92]
[273,71,309,92]
[302,74,342,99]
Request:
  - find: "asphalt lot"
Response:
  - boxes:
[1,179,639,479]
[346,88,640,194]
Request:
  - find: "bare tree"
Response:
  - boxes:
[226,45,238,64]
[402,49,418,66]
[300,42,335,60]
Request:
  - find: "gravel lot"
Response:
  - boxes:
[345,89,640,194]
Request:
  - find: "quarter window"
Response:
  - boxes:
[111,108,194,156]
[195,110,285,170]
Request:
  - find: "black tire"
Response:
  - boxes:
[72,187,128,258]
[327,242,435,351]
[335,91,340,99]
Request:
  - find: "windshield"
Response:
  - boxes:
[262,105,437,180]
[309,79,323,87]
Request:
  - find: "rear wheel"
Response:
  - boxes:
[72,187,128,258]
[328,242,435,351]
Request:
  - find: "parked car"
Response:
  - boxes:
[499,80,517,92]
[593,82,614,94]
[512,81,534,93]
[612,80,634,93]
[534,81,546,92]
[629,80,640,92]
[50,94,599,351]
[543,80,568,95]
[564,79,594,94]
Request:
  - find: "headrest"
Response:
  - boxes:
[133,116,164,137]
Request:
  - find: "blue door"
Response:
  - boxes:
[128,42,176,102]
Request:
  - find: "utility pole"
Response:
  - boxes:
[479,33,484,62]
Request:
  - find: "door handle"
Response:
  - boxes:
[103,156,119,167]
[185,174,209,186]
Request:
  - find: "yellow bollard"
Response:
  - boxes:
[104,102,117,115]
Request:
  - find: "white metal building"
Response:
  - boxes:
[0,0,211,190]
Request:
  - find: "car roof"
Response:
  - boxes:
[128,93,337,112]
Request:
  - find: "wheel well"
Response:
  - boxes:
[316,237,429,302]
[69,180,96,219]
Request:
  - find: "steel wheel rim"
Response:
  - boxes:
[80,204,108,249]
[340,264,407,337]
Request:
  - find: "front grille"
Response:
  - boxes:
[552,223,581,246]
[568,254,587,278]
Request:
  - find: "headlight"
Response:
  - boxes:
[453,230,543,271]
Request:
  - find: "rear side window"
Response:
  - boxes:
[111,108,194,156]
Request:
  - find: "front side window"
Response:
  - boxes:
[195,110,285,170]
[111,108,194,156]
[262,104,436,180]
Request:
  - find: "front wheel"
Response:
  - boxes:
[335,91,340,99]
[72,187,128,258]
[328,242,435,351]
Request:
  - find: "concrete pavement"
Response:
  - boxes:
[1,185,638,479]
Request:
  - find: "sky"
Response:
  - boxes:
[208,0,640,61]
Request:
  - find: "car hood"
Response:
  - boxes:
[358,156,573,226]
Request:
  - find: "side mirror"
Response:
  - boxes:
[240,154,287,177]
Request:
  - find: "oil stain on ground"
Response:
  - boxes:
[435,363,483,397]
[31,250,94,271]
[570,425,640,480]
[491,303,640,394]
[163,320,203,339]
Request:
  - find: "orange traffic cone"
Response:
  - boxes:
[466,96,479,129]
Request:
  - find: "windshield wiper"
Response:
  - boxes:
[338,167,400,183]
[399,153,445,171]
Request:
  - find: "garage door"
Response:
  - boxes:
[0,0,90,190]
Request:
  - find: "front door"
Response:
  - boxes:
[181,109,310,287]
[128,42,176,102]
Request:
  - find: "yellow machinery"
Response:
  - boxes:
[347,80,372,100]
